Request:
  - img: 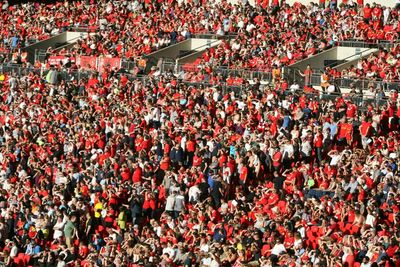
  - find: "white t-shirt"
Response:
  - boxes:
[365,214,376,227]
[162,247,175,258]
[200,243,209,253]
[210,259,220,267]
[330,154,341,166]
[165,195,175,211]
[188,186,201,202]
[202,257,212,266]
[10,245,18,258]
[271,243,286,256]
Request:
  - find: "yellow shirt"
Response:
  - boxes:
[117,211,126,230]
[94,202,103,218]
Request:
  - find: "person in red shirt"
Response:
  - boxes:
[338,119,353,146]
[239,163,248,187]
[185,136,196,166]
[364,4,373,20]
[314,128,324,165]
[346,101,357,118]
[132,163,142,183]
[272,149,282,172]
[360,118,372,149]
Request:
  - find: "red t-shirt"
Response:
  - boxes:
[132,167,142,183]
[360,121,372,136]
[272,151,282,167]
[314,133,323,148]
[338,123,353,140]
[240,166,248,182]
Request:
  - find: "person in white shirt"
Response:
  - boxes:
[300,139,312,159]
[328,150,341,166]
[162,242,176,259]
[188,185,201,203]
[270,238,286,265]
[365,210,376,228]
[383,7,390,25]
[165,192,176,216]
[9,241,18,259]
[222,163,232,184]
[360,256,371,267]
[201,255,212,266]
[173,192,185,218]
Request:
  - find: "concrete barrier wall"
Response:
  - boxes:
[146,39,192,60]
[283,0,396,7]
[336,47,374,59]
[334,48,377,71]
[177,40,222,64]
[146,38,221,62]
[179,0,396,7]
[290,46,375,71]
[190,39,221,52]
[65,32,86,44]
[290,47,336,70]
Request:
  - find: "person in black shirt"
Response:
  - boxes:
[273,171,285,191]
[211,176,224,208]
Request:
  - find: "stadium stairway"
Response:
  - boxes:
[289,46,377,73]
[22,31,89,64]
[144,35,235,74]
[286,41,399,94]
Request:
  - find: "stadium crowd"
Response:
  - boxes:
[0,0,400,267]
[0,56,398,267]
[20,0,398,72]
[181,1,400,73]
[0,0,99,53]
[338,44,400,82]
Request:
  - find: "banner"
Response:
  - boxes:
[76,56,97,70]
[97,57,121,72]
[48,55,74,66]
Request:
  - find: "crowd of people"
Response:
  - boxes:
[0,54,398,267]
[1,0,400,267]
[9,0,396,73]
[0,0,99,54]
[181,1,399,73]
[339,44,400,82]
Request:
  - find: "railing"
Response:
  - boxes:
[288,67,400,92]
[175,80,246,96]
[33,49,139,71]
[164,63,273,82]
[0,62,397,93]
[178,39,221,58]
[68,25,99,33]
[0,64,42,77]
[325,46,377,70]
[0,64,393,109]
[191,33,238,40]
[331,77,399,92]
[338,39,399,49]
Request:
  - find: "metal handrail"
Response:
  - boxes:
[54,34,88,52]
[324,46,377,70]
[191,33,238,40]
[338,39,399,49]
[178,39,221,59]
[0,62,398,92]
[0,63,394,110]
[68,25,99,32]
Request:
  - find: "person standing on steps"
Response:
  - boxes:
[298,65,313,87]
